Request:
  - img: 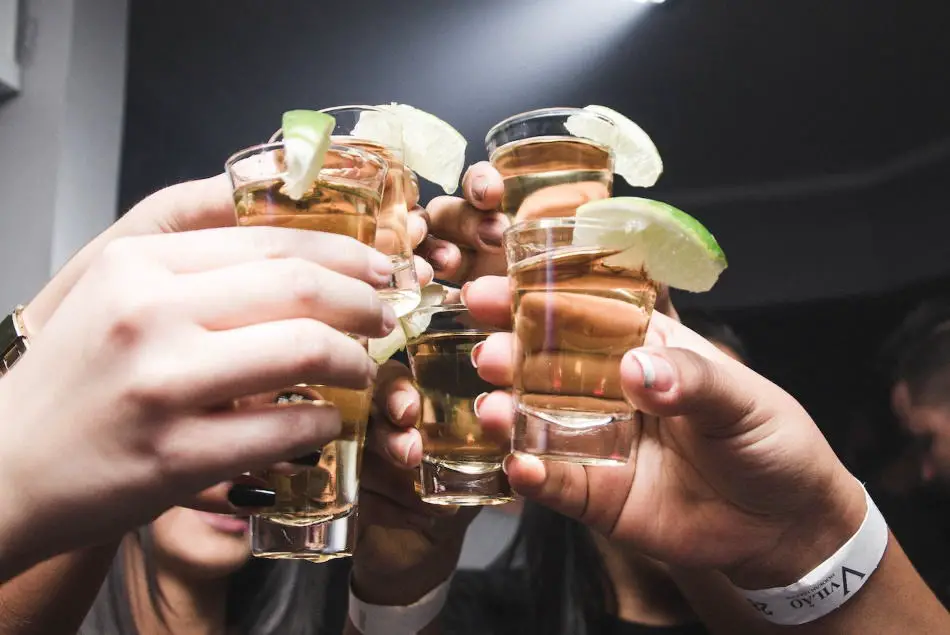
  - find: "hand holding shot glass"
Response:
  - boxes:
[227,105,469,560]
[226,110,388,560]
[483,105,726,465]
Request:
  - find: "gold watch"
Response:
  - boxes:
[0,306,30,375]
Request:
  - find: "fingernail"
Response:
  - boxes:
[470,341,484,368]
[473,392,489,417]
[371,251,395,280]
[290,450,322,466]
[629,350,674,392]
[502,454,514,475]
[381,303,398,333]
[477,214,508,248]
[227,484,276,508]
[402,436,419,466]
[471,175,488,202]
[390,390,415,423]
[429,247,450,271]
[460,281,472,305]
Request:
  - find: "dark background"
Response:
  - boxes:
[120,0,950,610]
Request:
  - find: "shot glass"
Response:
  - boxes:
[405,305,513,505]
[226,141,386,559]
[250,511,358,563]
[319,105,421,317]
[485,107,616,221]
[504,217,657,465]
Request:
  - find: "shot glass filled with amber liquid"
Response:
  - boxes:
[406,305,512,505]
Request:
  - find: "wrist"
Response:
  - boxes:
[352,558,456,606]
[726,469,867,589]
[0,392,30,580]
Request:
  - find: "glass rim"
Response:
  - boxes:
[224,141,387,173]
[319,105,404,154]
[406,302,468,320]
[319,104,390,115]
[484,106,616,147]
[503,215,626,240]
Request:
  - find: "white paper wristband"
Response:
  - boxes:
[737,482,889,626]
[348,575,453,635]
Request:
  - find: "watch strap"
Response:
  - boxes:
[0,306,29,375]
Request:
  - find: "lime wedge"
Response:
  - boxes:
[564,105,663,188]
[281,110,335,200]
[574,197,726,292]
[350,109,404,151]
[368,283,449,364]
[375,103,467,194]
[368,323,409,365]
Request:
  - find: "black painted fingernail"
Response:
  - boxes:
[290,451,322,466]
[227,484,276,508]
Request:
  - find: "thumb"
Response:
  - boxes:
[125,174,235,234]
[621,346,759,436]
[461,161,504,211]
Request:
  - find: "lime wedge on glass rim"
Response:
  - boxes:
[280,110,335,200]
[368,283,449,364]
[564,105,663,188]
[573,197,727,293]
[368,103,467,195]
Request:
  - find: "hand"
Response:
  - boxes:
[0,224,396,580]
[462,276,867,590]
[350,360,478,605]
[413,162,509,284]
[23,174,434,335]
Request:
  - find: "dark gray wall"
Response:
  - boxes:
[120,0,950,309]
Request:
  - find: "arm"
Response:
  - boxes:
[669,532,948,634]
[343,487,465,635]
[0,543,118,635]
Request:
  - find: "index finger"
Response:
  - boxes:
[115,226,394,285]
[126,174,236,234]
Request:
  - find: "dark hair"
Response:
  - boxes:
[79,526,329,634]
[678,308,748,363]
[880,296,950,405]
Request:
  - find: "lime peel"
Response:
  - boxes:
[281,110,335,200]
[374,103,467,195]
[573,197,727,293]
[564,105,663,188]
[368,283,449,364]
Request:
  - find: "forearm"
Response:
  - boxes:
[0,542,118,635]
[667,568,770,635]
[785,533,948,634]
[671,532,949,634]
[346,534,460,635]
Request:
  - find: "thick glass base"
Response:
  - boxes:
[250,511,357,562]
[417,459,513,506]
[512,404,636,466]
